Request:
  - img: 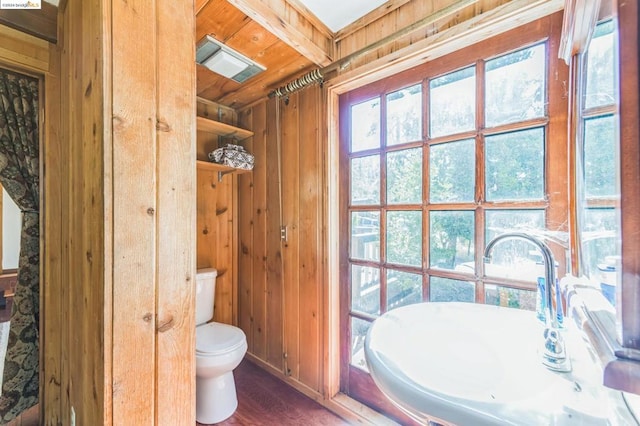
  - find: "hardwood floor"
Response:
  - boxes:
[198,360,350,426]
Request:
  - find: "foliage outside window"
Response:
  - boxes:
[343,40,566,372]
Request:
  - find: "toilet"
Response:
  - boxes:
[195,268,248,424]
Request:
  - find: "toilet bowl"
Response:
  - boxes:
[195,269,247,424]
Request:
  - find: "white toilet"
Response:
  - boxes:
[195,268,248,424]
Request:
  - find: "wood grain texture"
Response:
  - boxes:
[264,97,284,370]
[195,0,316,109]
[41,18,61,425]
[155,0,196,423]
[236,87,325,394]
[297,86,322,391]
[237,108,254,348]
[111,0,157,422]
[249,102,268,359]
[281,94,300,380]
[196,167,235,325]
[0,24,49,72]
[226,0,332,66]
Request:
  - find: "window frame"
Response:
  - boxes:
[565,2,640,396]
[338,13,571,416]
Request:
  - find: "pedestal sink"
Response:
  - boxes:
[364,302,635,425]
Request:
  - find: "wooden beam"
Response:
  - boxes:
[329,0,564,93]
[0,1,57,43]
[0,23,49,73]
[226,0,333,66]
[335,0,414,42]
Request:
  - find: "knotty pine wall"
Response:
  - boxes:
[236,86,326,395]
[43,0,196,424]
[197,163,237,325]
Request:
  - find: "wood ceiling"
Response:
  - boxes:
[195,0,331,109]
[1,0,563,111]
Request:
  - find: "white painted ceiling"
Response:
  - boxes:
[298,0,388,32]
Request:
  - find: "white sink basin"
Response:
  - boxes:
[364,302,632,425]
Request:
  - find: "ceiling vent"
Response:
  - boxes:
[196,35,266,84]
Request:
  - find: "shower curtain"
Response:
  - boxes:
[0,68,40,423]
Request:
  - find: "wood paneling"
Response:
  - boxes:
[155,0,197,422]
[45,0,196,424]
[42,16,62,425]
[196,165,236,325]
[0,23,49,72]
[237,85,324,395]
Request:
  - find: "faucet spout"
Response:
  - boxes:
[484,232,571,372]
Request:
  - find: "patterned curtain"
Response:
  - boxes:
[0,68,40,422]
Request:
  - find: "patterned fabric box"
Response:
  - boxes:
[208,144,254,170]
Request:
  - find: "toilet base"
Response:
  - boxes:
[196,371,238,424]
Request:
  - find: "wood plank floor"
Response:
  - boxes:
[198,359,350,426]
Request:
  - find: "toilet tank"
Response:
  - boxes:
[196,268,217,326]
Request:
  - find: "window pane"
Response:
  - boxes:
[485,285,536,310]
[585,21,616,109]
[430,139,475,203]
[485,210,546,283]
[429,211,474,271]
[387,148,422,204]
[485,209,545,243]
[387,270,422,311]
[584,115,618,198]
[581,208,620,281]
[351,211,380,261]
[350,155,379,205]
[429,67,476,138]
[351,98,380,152]
[350,317,371,371]
[485,43,546,127]
[351,265,380,315]
[430,276,475,303]
[485,128,545,201]
[387,211,422,267]
[387,85,422,146]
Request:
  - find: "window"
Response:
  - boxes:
[339,16,569,412]
[577,21,620,304]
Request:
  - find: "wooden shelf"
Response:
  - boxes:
[196,160,252,180]
[196,116,253,140]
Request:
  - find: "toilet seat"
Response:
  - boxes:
[196,322,246,356]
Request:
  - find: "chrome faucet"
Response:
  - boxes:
[484,232,572,373]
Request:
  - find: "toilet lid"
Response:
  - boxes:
[196,322,246,356]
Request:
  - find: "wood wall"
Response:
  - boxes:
[196,163,237,325]
[43,0,196,424]
[236,87,325,395]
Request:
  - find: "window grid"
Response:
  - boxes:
[347,43,552,327]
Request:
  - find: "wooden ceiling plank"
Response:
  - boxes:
[226,0,333,66]
[196,0,249,43]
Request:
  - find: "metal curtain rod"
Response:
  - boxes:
[268,0,479,99]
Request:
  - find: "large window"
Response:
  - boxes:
[577,21,620,305]
[339,15,569,412]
